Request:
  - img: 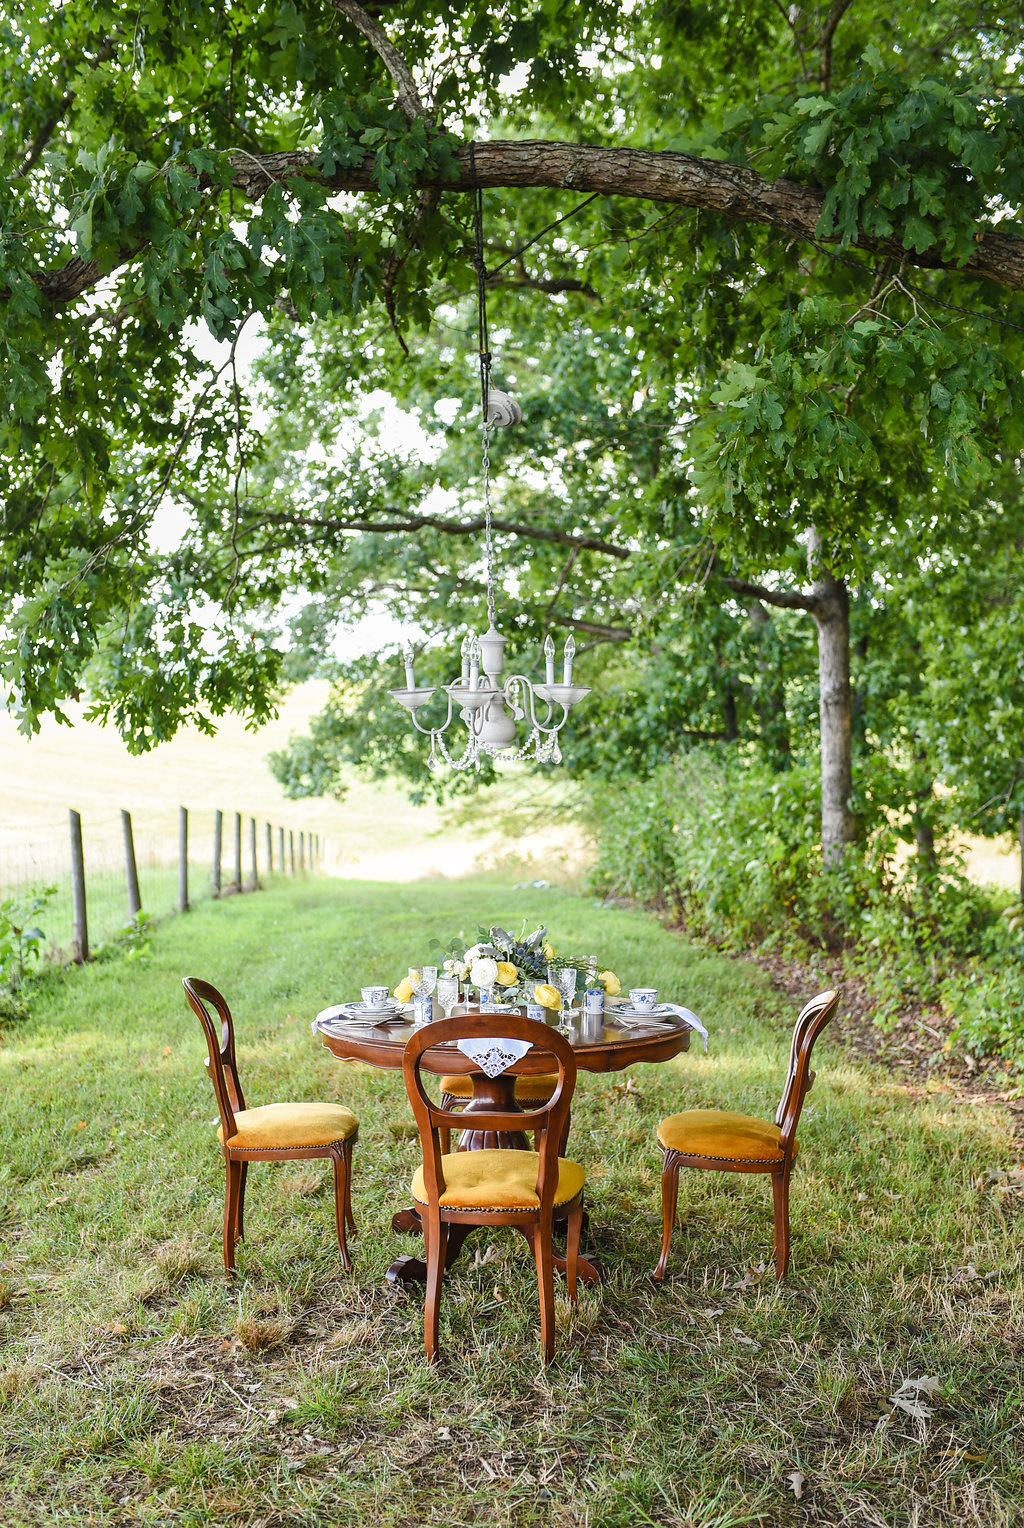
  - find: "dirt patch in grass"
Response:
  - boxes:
[746,945,1024,1148]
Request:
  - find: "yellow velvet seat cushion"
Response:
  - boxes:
[219,1101,358,1151]
[411,1149,585,1212]
[439,1072,558,1102]
[657,1109,791,1164]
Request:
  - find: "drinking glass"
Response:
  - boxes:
[551,965,578,1015]
[409,965,438,998]
[437,976,459,1019]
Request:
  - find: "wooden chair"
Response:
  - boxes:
[403,1013,585,1365]
[653,989,838,1281]
[183,977,359,1276]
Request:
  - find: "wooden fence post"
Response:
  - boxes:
[233,812,242,892]
[289,830,295,874]
[69,809,88,963]
[121,809,142,920]
[266,821,273,874]
[178,806,190,912]
[299,830,305,871]
[249,817,258,889]
[278,826,285,872]
[212,810,223,897]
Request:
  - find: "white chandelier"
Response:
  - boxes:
[387,178,590,772]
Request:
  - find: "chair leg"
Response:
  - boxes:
[533,1216,556,1364]
[564,1200,583,1305]
[653,1151,681,1280]
[330,1147,352,1271]
[423,1213,447,1364]
[236,1161,248,1242]
[223,1158,242,1276]
[342,1137,356,1233]
[771,1168,791,1279]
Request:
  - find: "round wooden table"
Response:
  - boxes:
[316,1005,692,1287]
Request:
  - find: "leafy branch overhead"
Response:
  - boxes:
[2,0,1024,763]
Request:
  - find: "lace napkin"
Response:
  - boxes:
[456,1037,533,1077]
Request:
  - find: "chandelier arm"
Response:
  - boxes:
[503,674,557,731]
[407,691,455,736]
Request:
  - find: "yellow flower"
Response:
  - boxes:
[600,970,621,996]
[394,977,414,1003]
[542,943,556,960]
[496,961,518,987]
[534,983,562,1011]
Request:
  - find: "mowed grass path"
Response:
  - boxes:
[1,877,1021,1528]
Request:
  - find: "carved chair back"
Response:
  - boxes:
[403,1014,577,1219]
[773,988,839,1150]
[183,977,247,1145]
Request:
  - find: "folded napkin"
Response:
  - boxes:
[612,1004,709,1052]
[311,1005,407,1033]
[657,1004,709,1052]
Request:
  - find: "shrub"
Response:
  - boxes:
[587,748,1007,1035]
[0,885,56,994]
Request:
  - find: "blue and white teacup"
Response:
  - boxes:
[628,987,659,1012]
[362,985,390,1009]
[526,1003,546,1022]
[584,987,605,1015]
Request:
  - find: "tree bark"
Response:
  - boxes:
[808,542,856,866]
[24,139,1024,306]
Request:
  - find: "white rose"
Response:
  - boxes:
[469,957,498,988]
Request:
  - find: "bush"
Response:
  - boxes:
[0,885,56,993]
[587,748,1007,1033]
[0,991,30,1028]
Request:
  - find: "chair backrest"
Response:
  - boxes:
[403,1014,577,1218]
[183,977,246,1143]
[774,988,839,1148]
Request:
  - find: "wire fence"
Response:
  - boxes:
[0,807,324,961]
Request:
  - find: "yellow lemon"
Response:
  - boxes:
[496,961,518,986]
[534,983,562,1011]
[394,978,414,1003]
[600,970,621,996]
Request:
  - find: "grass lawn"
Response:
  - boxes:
[1,876,1021,1527]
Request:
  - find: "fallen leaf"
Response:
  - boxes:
[472,1243,500,1268]
[730,1262,767,1290]
[786,1469,806,1500]
[888,1375,942,1421]
[698,1307,725,1319]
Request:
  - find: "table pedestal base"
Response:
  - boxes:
[386,1205,601,1287]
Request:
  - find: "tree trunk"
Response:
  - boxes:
[809,546,856,866]
[1019,811,1024,906]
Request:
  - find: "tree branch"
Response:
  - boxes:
[253,507,633,559]
[324,0,429,121]
[24,138,1024,306]
[814,0,856,91]
[15,39,116,177]
[720,574,820,613]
